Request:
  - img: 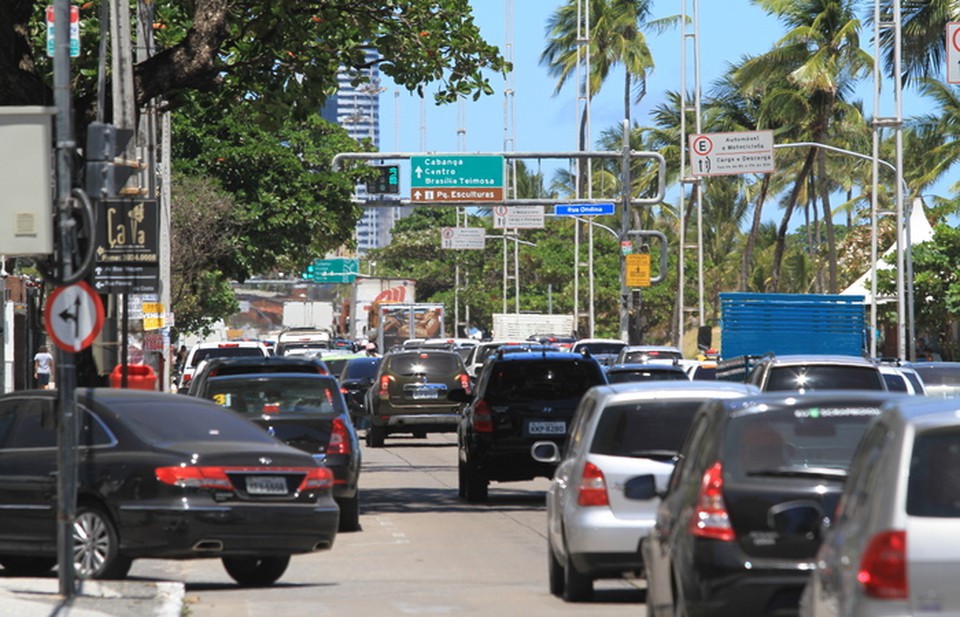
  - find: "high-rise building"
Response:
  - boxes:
[321,49,400,255]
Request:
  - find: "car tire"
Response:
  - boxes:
[0,555,57,576]
[222,555,291,587]
[338,493,361,532]
[562,552,593,602]
[73,505,132,580]
[457,458,467,498]
[547,542,565,597]
[463,460,488,503]
[366,425,385,448]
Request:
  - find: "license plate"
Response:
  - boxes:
[528,421,566,436]
[245,476,288,495]
[412,387,440,400]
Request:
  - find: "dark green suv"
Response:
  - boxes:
[364,349,471,447]
[453,349,607,502]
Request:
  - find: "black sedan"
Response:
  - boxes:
[195,373,362,532]
[337,356,381,428]
[0,389,338,586]
[636,390,907,617]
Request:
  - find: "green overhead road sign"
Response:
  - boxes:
[303,258,359,283]
[410,155,504,203]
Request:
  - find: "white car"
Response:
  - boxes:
[568,338,627,367]
[800,396,960,617]
[462,339,536,378]
[531,380,759,602]
[615,345,684,365]
[176,340,271,393]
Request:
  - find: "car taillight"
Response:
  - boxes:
[473,399,493,433]
[858,530,907,599]
[208,369,219,377]
[458,373,472,395]
[326,417,351,457]
[299,467,334,491]
[577,461,609,506]
[155,466,234,490]
[378,375,391,399]
[688,461,735,541]
[181,374,192,385]
[340,386,349,395]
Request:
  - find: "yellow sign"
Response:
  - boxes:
[626,253,651,287]
[143,316,165,331]
[142,302,164,314]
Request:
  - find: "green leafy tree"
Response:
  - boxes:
[171,94,369,282]
[5,0,508,119]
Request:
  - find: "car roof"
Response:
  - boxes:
[573,338,626,345]
[712,389,908,418]
[591,380,759,400]
[203,372,338,384]
[607,362,685,372]
[761,354,878,366]
[488,349,593,362]
[620,344,682,352]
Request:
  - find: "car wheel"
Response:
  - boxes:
[222,556,291,587]
[73,505,132,580]
[412,429,427,438]
[337,494,361,532]
[366,425,385,448]
[463,461,488,503]
[548,542,565,597]
[0,555,57,576]
[562,552,593,602]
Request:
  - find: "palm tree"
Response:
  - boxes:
[877,0,959,86]
[734,0,872,292]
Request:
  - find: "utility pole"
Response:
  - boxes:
[52,0,78,597]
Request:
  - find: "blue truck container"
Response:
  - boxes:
[717,292,867,381]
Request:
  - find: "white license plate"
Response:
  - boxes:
[528,421,566,436]
[245,476,288,495]
[412,388,440,400]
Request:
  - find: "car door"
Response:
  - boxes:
[549,394,599,557]
[0,396,59,551]
[644,409,714,614]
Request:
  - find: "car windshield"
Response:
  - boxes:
[388,354,462,376]
[765,366,884,391]
[192,346,265,366]
[205,377,345,416]
[591,400,703,458]
[725,406,882,479]
[908,429,960,517]
[112,397,280,444]
[484,360,604,403]
[606,369,688,383]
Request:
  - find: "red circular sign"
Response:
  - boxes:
[692,135,714,156]
[44,281,105,353]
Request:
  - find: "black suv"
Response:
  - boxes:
[453,349,606,502]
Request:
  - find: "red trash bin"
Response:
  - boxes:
[110,364,157,390]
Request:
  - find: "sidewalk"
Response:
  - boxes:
[0,578,184,616]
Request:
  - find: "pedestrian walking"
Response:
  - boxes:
[34,345,54,389]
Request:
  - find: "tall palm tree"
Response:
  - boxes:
[877,0,959,86]
[735,0,872,292]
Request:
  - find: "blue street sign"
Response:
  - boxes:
[554,203,615,216]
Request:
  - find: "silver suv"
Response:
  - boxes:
[801,396,960,617]
[744,354,886,391]
[531,380,759,602]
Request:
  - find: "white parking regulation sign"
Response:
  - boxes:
[44,281,105,352]
[689,130,775,176]
[948,23,960,84]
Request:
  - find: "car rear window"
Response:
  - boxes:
[765,366,885,391]
[342,359,380,379]
[205,377,345,416]
[908,430,960,517]
[387,354,462,375]
[606,369,688,383]
[113,398,280,444]
[622,350,683,362]
[591,400,702,457]
[578,342,625,355]
[484,360,605,403]
[192,346,267,366]
[724,406,881,479]
[882,372,908,392]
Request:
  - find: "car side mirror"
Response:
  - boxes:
[530,441,561,464]
[624,474,659,500]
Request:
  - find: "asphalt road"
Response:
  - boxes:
[130,432,649,616]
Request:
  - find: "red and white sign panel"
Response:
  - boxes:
[492,205,545,229]
[948,23,960,84]
[441,227,486,250]
[689,130,775,177]
[44,281,105,352]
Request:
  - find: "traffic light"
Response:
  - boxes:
[372,165,400,194]
[85,122,137,198]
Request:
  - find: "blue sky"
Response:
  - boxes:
[377,1,946,202]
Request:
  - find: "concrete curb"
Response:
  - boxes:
[0,578,184,616]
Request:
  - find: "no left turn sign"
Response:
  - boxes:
[44,281,105,352]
